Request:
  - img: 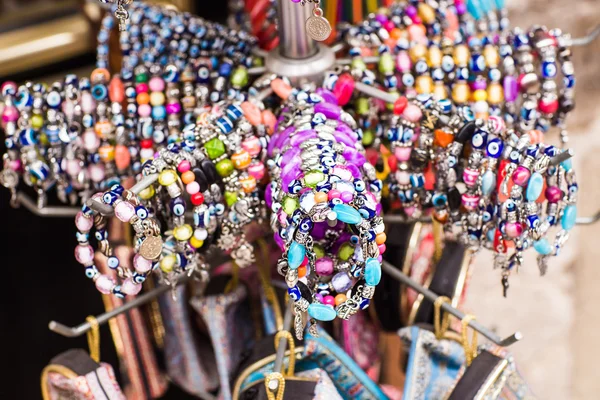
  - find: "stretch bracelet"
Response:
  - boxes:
[267,87,384,338]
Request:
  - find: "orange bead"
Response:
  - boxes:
[231,150,252,170]
[335,294,347,306]
[94,121,111,138]
[114,144,131,170]
[181,170,195,184]
[240,176,257,193]
[136,92,150,105]
[271,78,292,100]
[241,101,262,126]
[109,76,125,103]
[98,144,115,163]
[262,109,276,135]
[528,130,543,144]
[314,191,328,203]
[389,28,404,40]
[375,232,387,245]
[297,266,307,278]
[434,129,454,148]
[91,68,110,83]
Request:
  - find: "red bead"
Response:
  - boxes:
[191,192,204,206]
[387,154,398,173]
[333,73,355,106]
[538,98,559,114]
[393,96,408,115]
[140,139,153,149]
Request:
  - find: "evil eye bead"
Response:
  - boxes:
[296,90,309,102]
[197,66,210,83]
[288,286,302,301]
[135,205,149,220]
[350,264,363,278]
[447,155,458,168]
[298,217,313,233]
[526,215,540,229]
[214,203,225,216]
[432,193,448,208]
[544,146,559,157]
[163,64,179,82]
[95,229,108,241]
[471,129,487,149]
[321,156,335,168]
[542,60,557,79]
[525,145,539,158]
[438,99,452,113]
[359,207,375,219]
[486,138,503,158]
[291,210,303,225]
[402,128,415,142]
[288,180,303,194]
[110,184,124,195]
[402,73,415,87]
[132,272,146,284]
[354,179,366,192]
[508,150,521,163]
[330,198,343,206]
[91,84,108,101]
[441,55,455,72]
[308,93,322,104]
[107,256,120,269]
[102,191,118,205]
[84,266,98,279]
[350,235,359,245]
[312,112,326,125]
[387,127,400,141]
[18,128,36,146]
[505,199,516,212]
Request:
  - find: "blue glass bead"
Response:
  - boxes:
[561,205,577,231]
[481,170,496,196]
[288,286,302,301]
[432,193,448,208]
[467,0,483,19]
[18,128,36,146]
[469,54,486,73]
[152,106,166,120]
[226,104,243,121]
[561,158,572,172]
[84,266,97,279]
[287,241,306,270]
[307,303,336,321]
[359,298,370,310]
[107,256,120,269]
[364,258,382,286]
[46,90,61,108]
[526,172,544,201]
[526,215,540,229]
[486,137,503,158]
[542,61,557,79]
[333,204,362,225]
[91,84,107,101]
[534,238,553,255]
[30,162,50,180]
[216,116,234,134]
[76,232,89,243]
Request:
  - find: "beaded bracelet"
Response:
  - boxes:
[267,88,385,338]
[75,186,163,297]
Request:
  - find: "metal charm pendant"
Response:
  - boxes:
[139,236,163,260]
[306,7,331,42]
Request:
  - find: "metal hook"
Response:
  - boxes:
[381,260,522,346]
[13,192,79,217]
[87,174,159,216]
[571,23,600,47]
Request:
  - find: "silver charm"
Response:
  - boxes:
[305,3,332,42]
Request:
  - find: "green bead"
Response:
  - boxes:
[338,242,355,261]
[230,67,249,88]
[282,196,299,214]
[351,58,367,71]
[216,159,234,177]
[362,130,374,146]
[204,138,226,160]
[135,71,149,83]
[378,53,395,74]
[31,114,44,129]
[225,191,238,206]
[313,244,325,259]
[304,170,325,187]
[356,98,370,116]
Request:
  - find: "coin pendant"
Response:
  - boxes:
[139,236,163,260]
[306,14,332,42]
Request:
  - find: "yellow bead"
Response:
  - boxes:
[314,191,328,203]
[483,45,500,67]
[313,244,325,259]
[416,75,434,94]
[428,46,442,68]
[409,44,427,62]
[473,89,488,102]
[173,224,193,241]
[487,83,504,105]
[138,185,155,200]
[160,254,176,273]
[418,3,436,24]
[453,45,470,66]
[452,83,470,103]
[190,237,204,249]
[433,84,448,100]
[31,114,44,129]
[150,91,165,106]
[158,169,178,186]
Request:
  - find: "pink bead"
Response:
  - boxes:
[248,162,266,180]
[95,275,115,295]
[138,104,152,117]
[241,136,262,156]
[9,159,22,172]
[315,257,334,276]
[394,147,412,161]
[396,52,412,73]
[148,77,165,92]
[88,164,105,183]
[177,160,191,173]
[461,193,480,210]
[121,278,142,296]
[328,190,341,200]
[136,83,149,93]
[75,211,93,233]
[82,129,100,152]
[166,102,181,114]
[340,191,354,203]
[396,171,410,185]
[2,106,18,123]
[1,81,17,95]
[384,20,395,32]
[545,186,563,203]
[505,222,523,238]
[75,244,94,265]
[404,206,416,216]
[487,115,506,135]
[403,104,423,122]
[512,166,531,187]
[377,255,383,263]
[463,168,480,187]
[133,254,153,273]
[114,200,135,222]
[333,74,355,106]
[186,181,200,194]
[81,92,95,114]
[301,256,309,267]
[66,159,82,176]
[378,244,386,254]
[539,98,559,114]
[323,296,336,306]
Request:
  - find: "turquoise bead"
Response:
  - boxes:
[533,238,553,255]
[561,158,572,172]
[308,303,337,321]
[481,170,496,196]
[467,0,483,19]
[526,172,544,201]
[561,205,577,231]
[480,0,492,13]
[287,241,306,270]
[333,204,362,225]
[494,0,504,9]
[364,258,382,286]
[486,228,495,242]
